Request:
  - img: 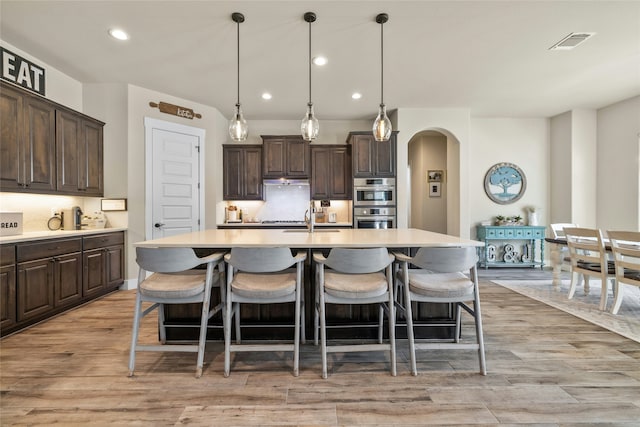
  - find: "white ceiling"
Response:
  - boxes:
[1,0,639,121]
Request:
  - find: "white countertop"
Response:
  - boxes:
[0,228,127,244]
[135,228,483,249]
[217,222,352,228]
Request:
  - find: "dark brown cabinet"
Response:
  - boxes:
[0,81,104,196]
[262,135,310,178]
[83,232,125,297]
[223,145,263,200]
[347,131,397,178]
[310,145,352,200]
[56,108,104,196]
[1,231,124,337]
[0,245,17,331]
[16,238,82,323]
[1,82,56,192]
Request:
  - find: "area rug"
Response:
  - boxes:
[491,279,640,343]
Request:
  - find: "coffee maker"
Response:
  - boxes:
[62,206,83,230]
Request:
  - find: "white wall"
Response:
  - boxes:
[571,109,597,228]
[469,118,549,236]
[597,96,640,230]
[549,112,572,223]
[395,108,470,237]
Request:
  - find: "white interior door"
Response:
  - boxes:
[144,117,205,239]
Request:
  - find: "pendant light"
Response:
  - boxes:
[373,13,392,142]
[301,12,319,141]
[229,12,248,142]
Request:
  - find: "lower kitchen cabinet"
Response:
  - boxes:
[1,231,125,337]
[0,245,17,331]
[83,232,125,297]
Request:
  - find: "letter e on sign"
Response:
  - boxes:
[1,46,46,95]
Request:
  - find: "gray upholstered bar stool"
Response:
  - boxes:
[128,247,226,378]
[313,247,396,378]
[224,247,306,377]
[395,246,486,376]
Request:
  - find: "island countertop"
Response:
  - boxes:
[135,228,483,249]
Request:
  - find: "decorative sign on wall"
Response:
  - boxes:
[1,46,46,95]
[149,101,202,120]
[484,162,526,204]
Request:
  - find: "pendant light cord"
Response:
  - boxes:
[380,20,384,105]
[236,19,240,106]
[308,19,312,104]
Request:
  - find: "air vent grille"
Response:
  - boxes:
[549,32,596,50]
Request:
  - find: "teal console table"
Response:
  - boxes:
[476,225,545,269]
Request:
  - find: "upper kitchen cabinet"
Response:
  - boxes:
[0,81,104,196]
[261,135,310,178]
[56,108,104,196]
[347,131,398,178]
[1,82,56,192]
[310,145,352,200]
[223,144,263,200]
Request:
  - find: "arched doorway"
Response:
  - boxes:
[407,129,460,234]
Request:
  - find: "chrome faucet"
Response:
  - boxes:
[305,201,316,233]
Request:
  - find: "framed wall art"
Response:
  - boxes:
[484,162,526,204]
[427,170,443,182]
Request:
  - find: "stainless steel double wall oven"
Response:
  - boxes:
[353,177,397,229]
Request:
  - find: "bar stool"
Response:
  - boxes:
[128,247,226,378]
[314,247,396,378]
[395,246,486,376]
[224,247,306,377]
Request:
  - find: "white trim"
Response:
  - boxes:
[143,117,206,240]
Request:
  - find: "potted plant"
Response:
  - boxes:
[495,215,505,225]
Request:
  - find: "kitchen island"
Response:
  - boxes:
[135,228,483,341]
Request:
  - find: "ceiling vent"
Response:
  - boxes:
[549,32,596,50]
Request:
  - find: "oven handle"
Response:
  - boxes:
[354,186,396,191]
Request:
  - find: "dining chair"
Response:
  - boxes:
[607,230,640,315]
[128,247,226,378]
[314,247,396,378]
[224,247,306,377]
[564,227,616,310]
[395,246,486,376]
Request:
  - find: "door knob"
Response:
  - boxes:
[154,222,165,228]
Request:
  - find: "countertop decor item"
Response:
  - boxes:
[484,162,526,204]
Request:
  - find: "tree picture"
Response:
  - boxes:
[484,162,526,204]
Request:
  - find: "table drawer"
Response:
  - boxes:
[84,232,125,250]
[17,238,82,262]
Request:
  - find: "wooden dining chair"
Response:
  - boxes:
[564,227,616,311]
[224,247,306,377]
[395,246,486,376]
[128,247,226,378]
[607,230,640,315]
[313,247,396,379]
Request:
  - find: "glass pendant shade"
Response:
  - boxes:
[373,103,392,141]
[301,102,319,141]
[229,103,248,142]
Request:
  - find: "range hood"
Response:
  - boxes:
[263,178,309,186]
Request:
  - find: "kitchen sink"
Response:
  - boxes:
[282,229,341,233]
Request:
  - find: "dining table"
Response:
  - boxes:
[134,228,484,342]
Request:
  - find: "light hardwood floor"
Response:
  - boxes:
[2,280,640,426]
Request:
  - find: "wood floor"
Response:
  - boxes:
[2,280,640,426]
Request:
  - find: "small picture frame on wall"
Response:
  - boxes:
[427,170,443,182]
[429,182,441,197]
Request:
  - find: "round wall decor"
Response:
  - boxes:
[484,162,526,204]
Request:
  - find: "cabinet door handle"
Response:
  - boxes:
[154,223,165,228]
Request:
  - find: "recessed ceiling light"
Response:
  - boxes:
[261,93,272,100]
[312,56,327,66]
[549,32,595,50]
[351,92,362,100]
[108,28,129,41]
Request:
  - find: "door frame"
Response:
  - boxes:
[144,117,206,240]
